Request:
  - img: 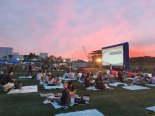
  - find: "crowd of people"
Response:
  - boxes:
[1,64,155,107]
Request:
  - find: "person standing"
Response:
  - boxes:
[27,62,33,76]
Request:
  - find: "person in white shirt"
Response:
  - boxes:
[69,70,75,78]
[63,71,69,78]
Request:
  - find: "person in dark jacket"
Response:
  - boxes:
[67,81,76,95]
[2,71,15,91]
[27,62,33,76]
[60,83,71,106]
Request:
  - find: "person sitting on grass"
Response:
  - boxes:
[148,74,155,84]
[84,74,94,88]
[55,75,62,85]
[95,72,113,90]
[44,83,71,106]
[60,83,71,106]
[0,71,5,85]
[2,71,15,91]
[68,70,75,78]
[67,81,77,96]
[36,70,43,81]
[63,70,69,78]
[139,75,145,85]
[79,72,86,82]
[47,73,57,86]
[145,74,151,83]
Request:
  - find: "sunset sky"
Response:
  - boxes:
[0,0,155,59]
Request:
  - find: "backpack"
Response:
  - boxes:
[117,84,125,87]
[74,98,86,104]
[14,81,22,89]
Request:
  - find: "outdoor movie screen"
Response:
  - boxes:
[102,45,124,66]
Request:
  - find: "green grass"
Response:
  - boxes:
[0,70,155,116]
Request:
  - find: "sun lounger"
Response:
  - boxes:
[8,85,38,94]
[55,109,104,116]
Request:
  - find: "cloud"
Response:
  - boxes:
[0,0,155,59]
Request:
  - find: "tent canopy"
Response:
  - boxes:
[8,58,20,64]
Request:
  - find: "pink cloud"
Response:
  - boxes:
[1,0,155,59]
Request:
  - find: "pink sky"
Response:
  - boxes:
[0,0,155,59]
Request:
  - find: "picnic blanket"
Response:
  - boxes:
[146,106,155,112]
[145,84,155,87]
[146,106,155,115]
[109,82,127,87]
[40,93,54,97]
[19,76,32,79]
[122,85,150,90]
[43,83,63,90]
[51,98,74,109]
[86,86,99,90]
[109,82,150,90]
[55,109,104,116]
[61,78,77,81]
[8,85,38,94]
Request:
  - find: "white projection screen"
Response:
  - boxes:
[102,42,129,68]
[102,45,123,66]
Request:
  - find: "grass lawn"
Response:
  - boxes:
[0,70,155,116]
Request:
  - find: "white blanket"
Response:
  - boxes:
[40,93,54,97]
[146,106,155,112]
[109,82,150,90]
[86,86,99,90]
[109,82,127,87]
[55,109,104,116]
[19,76,32,79]
[61,78,77,81]
[8,85,38,94]
[122,85,150,90]
[145,84,155,87]
[43,83,63,90]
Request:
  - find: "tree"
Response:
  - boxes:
[8,54,13,59]
[28,52,36,61]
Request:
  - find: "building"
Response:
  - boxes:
[13,52,24,60]
[39,53,48,59]
[0,47,13,58]
[72,60,89,68]
[88,50,102,67]
[129,56,155,65]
